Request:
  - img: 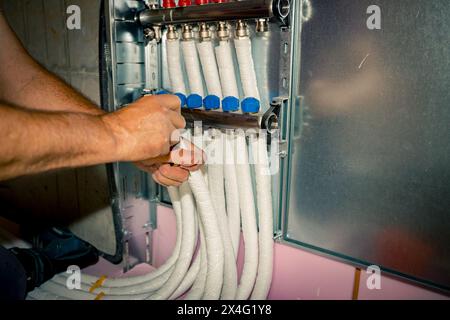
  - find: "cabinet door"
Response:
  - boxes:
[284,0,450,291]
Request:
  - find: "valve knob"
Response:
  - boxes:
[162,0,176,8]
[241,97,260,114]
[222,96,240,112]
[203,95,221,110]
[187,94,203,109]
[178,0,192,6]
[195,0,209,5]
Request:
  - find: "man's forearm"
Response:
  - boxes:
[0,12,103,116]
[0,103,117,181]
[7,68,105,116]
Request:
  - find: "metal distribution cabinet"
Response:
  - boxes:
[101,0,450,292]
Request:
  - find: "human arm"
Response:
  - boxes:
[0,95,185,181]
[0,11,200,186]
[0,11,102,116]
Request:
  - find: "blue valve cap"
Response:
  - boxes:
[203,95,221,110]
[187,94,203,109]
[174,93,187,108]
[241,97,260,114]
[222,96,240,112]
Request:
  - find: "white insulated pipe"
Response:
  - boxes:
[169,215,203,300]
[224,131,241,258]
[215,41,240,99]
[184,220,208,300]
[47,246,175,297]
[207,130,238,300]
[253,34,271,112]
[35,279,149,300]
[234,37,260,101]
[37,184,197,300]
[166,39,187,94]
[148,183,197,300]
[250,134,274,300]
[181,40,205,97]
[188,170,224,299]
[235,131,259,300]
[54,186,183,292]
[39,187,186,299]
[27,288,68,300]
[169,250,201,299]
[197,41,223,99]
[48,272,163,298]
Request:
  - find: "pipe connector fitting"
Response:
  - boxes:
[181,24,194,41]
[235,20,249,38]
[199,23,211,42]
[144,0,159,9]
[217,21,230,41]
[166,25,178,41]
[255,18,269,33]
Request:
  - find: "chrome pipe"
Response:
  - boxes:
[181,109,278,131]
[182,109,261,130]
[137,0,288,27]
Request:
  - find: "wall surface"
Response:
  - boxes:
[0,0,117,256]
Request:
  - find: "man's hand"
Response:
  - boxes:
[102,95,186,163]
[135,142,205,187]
[103,94,205,187]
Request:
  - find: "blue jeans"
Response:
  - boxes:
[0,245,27,300]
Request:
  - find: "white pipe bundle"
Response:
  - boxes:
[27,131,275,301]
[168,204,201,300]
[166,39,187,94]
[235,131,259,300]
[215,41,240,99]
[29,187,187,300]
[188,170,224,299]
[224,131,241,258]
[207,130,238,299]
[148,183,196,300]
[234,37,260,100]
[67,186,183,291]
[28,289,67,300]
[50,187,183,294]
[181,40,205,97]
[170,218,203,300]
[197,41,223,98]
[184,219,208,300]
[250,133,274,300]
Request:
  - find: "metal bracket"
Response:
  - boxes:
[274,230,283,242]
[278,140,288,158]
[261,96,288,147]
[144,25,162,42]
[261,97,287,130]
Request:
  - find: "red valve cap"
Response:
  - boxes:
[178,0,192,6]
[163,0,177,8]
[178,0,192,7]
